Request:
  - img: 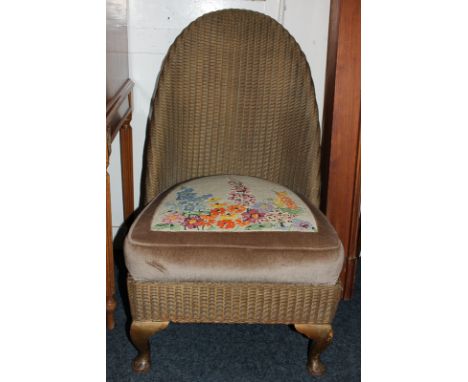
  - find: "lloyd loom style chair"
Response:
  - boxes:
[124,9,344,377]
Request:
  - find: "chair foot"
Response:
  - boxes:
[294,324,333,376]
[130,321,169,373]
[106,296,117,330]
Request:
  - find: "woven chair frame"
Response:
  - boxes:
[128,276,341,324]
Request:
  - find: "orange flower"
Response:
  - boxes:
[200,214,216,227]
[235,218,250,227]
[275,192,298,210]
[217,219,236,229]
[228,204,246,214]
[210,207,226,216]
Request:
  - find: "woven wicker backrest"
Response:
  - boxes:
[143,9,321,206]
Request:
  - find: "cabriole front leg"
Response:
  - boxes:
[294,324,334,376]
[130,321,170,373]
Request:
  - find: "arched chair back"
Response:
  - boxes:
[143,9,321,206]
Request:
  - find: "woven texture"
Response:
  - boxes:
[143,9,321,207]
[128,276,341,324]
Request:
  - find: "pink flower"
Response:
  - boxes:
[292,219,315,231]
[241,209,265,223]
[183,215,203,229]
[227,178,256,206]
[162,212,185,225]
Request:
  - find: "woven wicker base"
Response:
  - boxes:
[128,276,341,324]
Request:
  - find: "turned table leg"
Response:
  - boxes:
[106,147,116,330]
[119,115,134,221]
[130,321,170,373]
[294,324,334,376]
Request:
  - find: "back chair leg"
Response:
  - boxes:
[130,321,170,373]
[294,324,334,376]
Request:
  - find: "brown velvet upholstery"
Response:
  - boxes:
[125,177,344,285]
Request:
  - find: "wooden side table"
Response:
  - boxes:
[106,79,135,329]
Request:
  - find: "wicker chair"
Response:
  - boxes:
[124,9,344,377]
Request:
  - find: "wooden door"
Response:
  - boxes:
[321,0,361,299]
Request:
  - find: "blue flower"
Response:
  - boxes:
[176,187,197,201]
[175,187,213,212]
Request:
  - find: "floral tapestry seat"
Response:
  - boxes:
[125,175,344,285]
[152,175,318,232]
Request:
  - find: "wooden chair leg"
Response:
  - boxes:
[130,321,170,373]
[294,324,334,376]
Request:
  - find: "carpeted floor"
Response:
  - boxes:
[107,260,360,382]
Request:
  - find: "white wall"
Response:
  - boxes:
[109,0,330,234]
[282,0,330,119]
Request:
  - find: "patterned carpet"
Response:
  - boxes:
[107,260,360,382]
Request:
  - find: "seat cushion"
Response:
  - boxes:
[125,175,344,285]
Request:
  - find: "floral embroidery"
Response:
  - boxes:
[151,176,318,232]
[227,178,256,205]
